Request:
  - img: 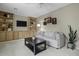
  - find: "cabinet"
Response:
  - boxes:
[13,31,19,40]
[0,30,37,42]
[0,31,6,42]
[0,11,13,31]
[0,11,14,42]
[22,31,29,38]
[28,17,37,37]
[0,31,14,42]
[6,31,14,41]
[0,11,37,42]
[0,31,32,42]
[18,31,23,39]
[18,31,30,39]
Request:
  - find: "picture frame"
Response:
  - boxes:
[43,17,57,25]
[52,18,57,24]
[43,22,47,25]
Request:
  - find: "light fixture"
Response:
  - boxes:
[14,8,17,11]
[13,8,18,14]
[37,24,41,27]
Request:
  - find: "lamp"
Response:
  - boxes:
[37,24,41,27]
[36,24,41,33]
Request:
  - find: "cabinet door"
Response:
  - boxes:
[29,30,34,37]
[18,31,23,39]
[0,31,6,42]
[26,31,30,38]
[22,31,26,38]
[14,31,19,40]
[6,31,13,41]
[22,31,29,38]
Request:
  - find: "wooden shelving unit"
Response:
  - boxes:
[0,11,14,42]
[0,11,13,31]
[0,11,38,42]
[28,17,37,36]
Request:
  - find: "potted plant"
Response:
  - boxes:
[67,25,77,50]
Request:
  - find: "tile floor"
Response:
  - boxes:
[0,39,79,56]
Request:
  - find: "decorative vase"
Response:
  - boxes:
[67,42,75,50]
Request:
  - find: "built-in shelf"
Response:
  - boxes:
[0,11,14,31]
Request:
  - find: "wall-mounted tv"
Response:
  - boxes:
[17,20,27,27]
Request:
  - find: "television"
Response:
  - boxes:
[17,21,27,27]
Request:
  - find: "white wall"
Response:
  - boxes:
[37,3,79,49]
[13,15,28,31]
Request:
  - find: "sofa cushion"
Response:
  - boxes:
[44,32,56,39]
[37,31,45,36]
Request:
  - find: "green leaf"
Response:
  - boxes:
[68,25,77,44]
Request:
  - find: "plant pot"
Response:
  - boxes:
[67,42,75,50]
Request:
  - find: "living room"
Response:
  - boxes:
[0,3,79,56]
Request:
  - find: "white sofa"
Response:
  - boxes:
[36,31,65,48]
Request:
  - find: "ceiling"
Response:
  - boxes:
[0,3,70,17]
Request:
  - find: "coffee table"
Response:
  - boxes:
[25,37,46,55]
